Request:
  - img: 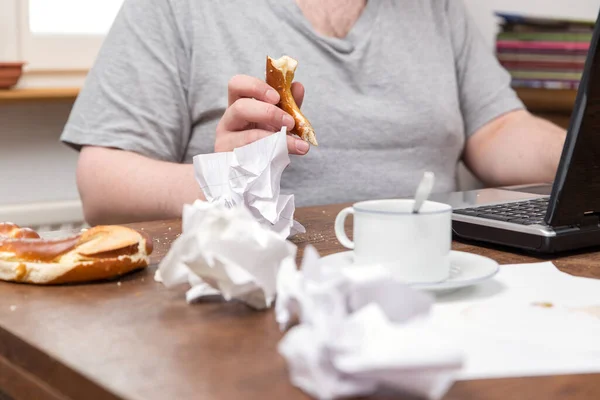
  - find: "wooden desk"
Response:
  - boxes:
[1,203,599,400]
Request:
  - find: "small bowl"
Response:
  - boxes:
[0,62,26,89]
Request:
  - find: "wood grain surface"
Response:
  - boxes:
[0,88,79,104]
[0,203,599,400]
[514,87,576,129]
[515,87,576,114]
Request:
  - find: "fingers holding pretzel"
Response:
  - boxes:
[215,55,317,155]
[216,75,310,155]
[227,74,305,110]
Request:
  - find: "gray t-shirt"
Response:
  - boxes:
[61,0,524,207]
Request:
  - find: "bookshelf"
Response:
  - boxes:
[495,13,593,92]
[494,13,591,129]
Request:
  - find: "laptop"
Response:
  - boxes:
[431,11,600,254]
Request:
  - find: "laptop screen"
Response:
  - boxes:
[546,9,600,228]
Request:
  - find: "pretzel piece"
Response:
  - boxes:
[266,55,318,146]
[0,224,153,285]
[0,222,40,239]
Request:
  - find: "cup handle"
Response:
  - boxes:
[335,207,355,250]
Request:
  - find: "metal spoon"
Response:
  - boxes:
[412,172,435,214]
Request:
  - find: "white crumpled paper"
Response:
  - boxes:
[193,126,304,239]
[156,127,306,308]
[276,246,464,400]
[156,201,296,309]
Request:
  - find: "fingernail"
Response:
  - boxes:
[283,114,295,128]
[295,139,310,154]
[266,89,279,103]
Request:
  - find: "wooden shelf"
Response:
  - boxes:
[514,87,577,113]
[0,87,80,104]
[514,87,577,129]
[0,86,579,124]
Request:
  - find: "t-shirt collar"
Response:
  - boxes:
[268,0,381,54]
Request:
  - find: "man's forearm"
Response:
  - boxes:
[77,146,205,225]
[464,110,567,187]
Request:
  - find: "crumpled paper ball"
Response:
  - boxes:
[193,126,304,239]
[276,246,464,400]
[156,201,296,309]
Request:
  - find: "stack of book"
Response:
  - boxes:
[495,12,596,90]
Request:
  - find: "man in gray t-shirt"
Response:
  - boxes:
[61,0,567,225]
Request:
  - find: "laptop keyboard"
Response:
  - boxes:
[453,198,549,226]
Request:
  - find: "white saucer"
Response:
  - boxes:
[318,250,499,294]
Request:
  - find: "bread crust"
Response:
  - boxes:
[0,222,40,239]
[266,55,318,146]
[0,224,153,285]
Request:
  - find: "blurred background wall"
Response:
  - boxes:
[0,0,599,228]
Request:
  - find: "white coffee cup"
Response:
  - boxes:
[334,199,452,284]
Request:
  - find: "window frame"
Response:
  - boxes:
[15,0,118,71]
[0,0,20,62]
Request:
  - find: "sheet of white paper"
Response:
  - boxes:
[429,262,600,380]
[157,201,297,309]
[276,246,463,400]
[193,126,305,238]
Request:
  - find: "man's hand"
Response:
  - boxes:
[215,75,310,155]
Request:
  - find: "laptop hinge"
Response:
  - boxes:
[555,214,600,232]
[578,213,600,229]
